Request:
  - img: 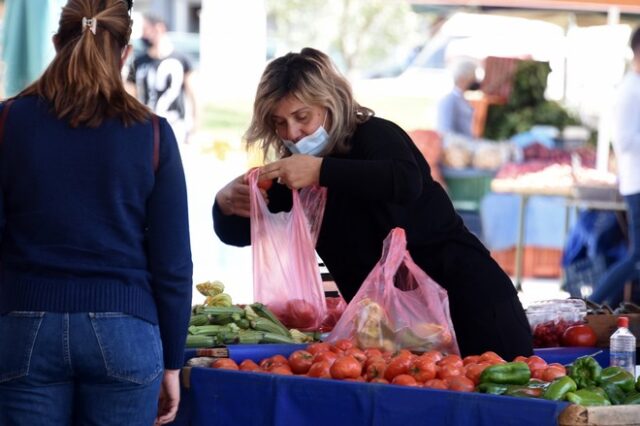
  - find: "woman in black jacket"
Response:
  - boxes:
[213,47,533,361]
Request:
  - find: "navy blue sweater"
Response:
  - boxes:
[0,96,192,369]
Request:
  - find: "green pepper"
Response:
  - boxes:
[623,392,640,405]
[543,376,577,401]
[480,362,531,385]
[527,379,551,390]
[565,389,612,406]
[504,385,543,398]
[476,382,509,395]
[600,366,636,393]
[569,356,602,389]
[602,382,626,405]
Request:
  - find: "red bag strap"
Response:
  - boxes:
[151,114,160,174]
[0,100,15,147]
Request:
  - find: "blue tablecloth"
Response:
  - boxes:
[170,345,608,426]
[481,193,571,250]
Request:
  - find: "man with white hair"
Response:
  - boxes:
[436,59,478,137]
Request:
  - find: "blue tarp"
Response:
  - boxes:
[481,192,571,251]
[171,345,605,426]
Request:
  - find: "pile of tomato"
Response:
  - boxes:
[208,339,567,392]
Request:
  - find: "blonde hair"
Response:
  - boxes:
[244,47,373,159]
[18,0,149,127]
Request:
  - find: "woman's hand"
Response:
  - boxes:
[215,172,269,217]
[260,154,323,189]
[155,369,181,425]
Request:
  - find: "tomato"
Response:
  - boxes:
[281,299,319,330]
[333,339,355,352]
[392,374,419,386]
[384,355,413,381]
[369,378,390,384]
[479,351,505,365]
[437,363,464,380]
[409,358,437,383]
[547,363,566,374]
[364,348,383,359]
[446,375,475,392]
[541,366,566,382]
[344,348,367,365]
[330,355,362,380]
[464,362,491,385]
[462,355,481,366]
[313,350,339,366]
[258,178,273,191]
[260,355,288,371]
[288,350,314,374]
[363,355,386,371]
[306,342,332,355]
[562,324,597,347]
[513,356,529,363]
[270,365,293,375]
[210,358,239,370]
[365,359,387,381]
[525,355,547,373]
[396,349,415,359]
[423,379,448,389]
[420,351,443,363]
[438,354,463,369]
[238,359,261,372]
[307,361,332,378]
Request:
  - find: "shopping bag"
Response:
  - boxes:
[248,168,327,331]
[327,227,459,354]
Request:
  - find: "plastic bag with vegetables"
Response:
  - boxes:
[326,228,459,354]
[248,169,327,331]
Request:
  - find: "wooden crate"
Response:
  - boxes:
[559,404,640,426]
[491,246,563,278]
[585,313,640,348]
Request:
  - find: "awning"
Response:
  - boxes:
[410,0,640,14]
[2,0,64,97]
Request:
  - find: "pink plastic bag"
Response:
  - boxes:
[248,169,327,331]
[327,228,459,354]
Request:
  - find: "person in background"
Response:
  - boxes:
[0,1,192,424]
[590,26,640,304]
[436,59,478,138]
[212,47,533,361]
[127,14,197,145]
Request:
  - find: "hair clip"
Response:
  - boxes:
[82,17,97,35]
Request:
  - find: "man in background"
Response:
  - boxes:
[127,14,197,144]
[590,26,640,304]
[436,59,478,138]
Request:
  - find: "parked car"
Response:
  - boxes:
[352,12,566,106]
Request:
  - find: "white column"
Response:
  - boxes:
[199,0,267,102]
[172,0,189,32]
[596,6,622,172]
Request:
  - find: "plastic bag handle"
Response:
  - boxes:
[380,228,410,292]
[247,168,303,220]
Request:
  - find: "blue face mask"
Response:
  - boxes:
[282,115,330,156]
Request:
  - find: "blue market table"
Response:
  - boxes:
[169,345,611,426]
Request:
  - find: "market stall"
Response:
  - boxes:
[172,344,606,426]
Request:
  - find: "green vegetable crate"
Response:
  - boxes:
[441,167,496,212]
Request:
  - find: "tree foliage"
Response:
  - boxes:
[266,0,420,74]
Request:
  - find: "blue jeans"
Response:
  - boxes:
[591,193,640,303]
[0,312,163,426]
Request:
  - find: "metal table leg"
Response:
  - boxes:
[514,194,529,292]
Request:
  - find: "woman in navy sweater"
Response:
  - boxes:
[213,48,533,361]
[0,1,192,425]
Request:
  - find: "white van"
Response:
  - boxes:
[352,12,566,113]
